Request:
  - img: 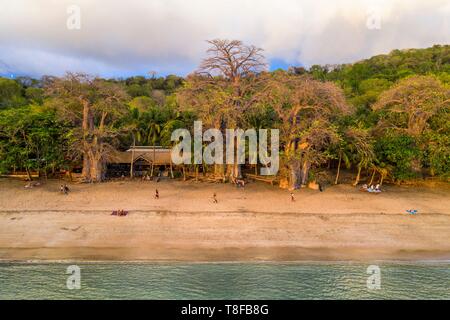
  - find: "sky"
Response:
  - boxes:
[0,0,449,78]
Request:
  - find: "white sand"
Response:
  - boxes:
[0,178,449,261]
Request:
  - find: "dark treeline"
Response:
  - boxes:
[0,42,449,188]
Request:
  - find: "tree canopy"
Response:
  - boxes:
[0,43,448,184]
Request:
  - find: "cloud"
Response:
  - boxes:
[0,0,449,77]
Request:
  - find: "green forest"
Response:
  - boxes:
[0,41,449,188]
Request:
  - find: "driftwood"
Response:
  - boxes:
[245,174,278,185]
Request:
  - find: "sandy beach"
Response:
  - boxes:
[0,177,449,262]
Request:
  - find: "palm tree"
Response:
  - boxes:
[160,119,187,178]
[334,142,351,185]
[147,122,161,176]
[345,128,375,186]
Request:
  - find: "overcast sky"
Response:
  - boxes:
[0,0,449,78]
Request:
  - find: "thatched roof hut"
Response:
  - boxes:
[108,146,173,165]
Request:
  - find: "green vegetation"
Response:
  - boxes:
[0,43,449,185]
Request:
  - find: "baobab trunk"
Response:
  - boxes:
[81,100,93,181]
[288,164,301,190]
[81,152,90,181]
[289,167,298,190]
[231,163,242,180]
[90,156,104,182]
[214,164,225,179]
[300,160,310,186]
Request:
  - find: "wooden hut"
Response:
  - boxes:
[107,146,173,178]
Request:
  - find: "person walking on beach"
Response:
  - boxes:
[213,193,218,204]
[154,189,159,199]
[60,184,69,195]
[290,192,295,202]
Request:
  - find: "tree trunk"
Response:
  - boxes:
[334,152,342,185]
[25,167,32,181]
[353,165,362,186]
[81,152,90,181]
[226,164,234,182]
[369,168,376,186]
[214,164,225,180]
[380,173,385,186]
[90,155,104,182]
[130,138,135,178]
[289,164,300,190]
[233,163,242,179]
[81,100,94,182]
[300,160,310,186]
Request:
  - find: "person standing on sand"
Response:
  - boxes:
[154,189,159,199]
[213,193,218,203]
[290,192,295,202]
[60,184,69,195]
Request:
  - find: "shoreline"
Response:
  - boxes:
[2,259,450,264]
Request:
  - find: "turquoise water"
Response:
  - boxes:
[0,262,449,299]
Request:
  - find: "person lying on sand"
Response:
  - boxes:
[361,184,381,193]
[111,209,129,216]
[25,181,41,189]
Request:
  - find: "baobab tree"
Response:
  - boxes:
[374,75,449,176]
[46,72,129,182]
[333,127,376,186]
[193,39,268,121]
[258,71,351,189]
[178,39,268,179]
[198,39,267,84]
[374,75,450,137]
[345,128,376,186]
